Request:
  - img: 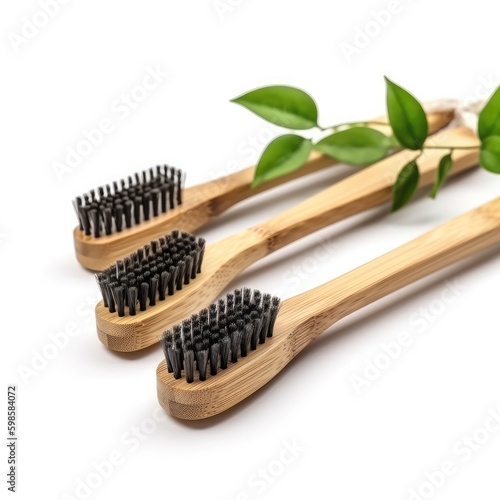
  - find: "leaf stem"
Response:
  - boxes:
[318,120,390,132]
[423,145,480,150]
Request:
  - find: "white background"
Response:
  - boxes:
[2,1,500,499]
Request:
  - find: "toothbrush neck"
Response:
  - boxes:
[250,177,387,254]
[282,198,500,354]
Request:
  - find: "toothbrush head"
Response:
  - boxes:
[95,230,205,317]
[74,165,184,238]
[159,288,281,382]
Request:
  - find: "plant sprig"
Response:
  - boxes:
[231,78,500,211]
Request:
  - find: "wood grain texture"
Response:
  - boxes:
[96,126,480,352]
[76,111,454,270]
[157,196,500,419]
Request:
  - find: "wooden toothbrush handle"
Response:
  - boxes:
[199,111,453,215]
[252,127,480,253]
[284,197,500,351]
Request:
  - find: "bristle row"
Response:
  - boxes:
[96,230,205,316]
[74,165,184,238]
[160,289,281,383]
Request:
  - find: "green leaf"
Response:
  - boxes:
[391,160,420,212]
[385,77,428,150]
[478,86,500,141]
[480,136,500,173]
[231,86,318,130]
[314,127,391,166]
[387,134,401,148]
[429,153,453,198]
[252,134,313,187]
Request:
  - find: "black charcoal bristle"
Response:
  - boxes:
[90,209,100,238]
[149,276,158,306]
[219,329,230,370]
[115,205,123,232]
[95,231,205,316]
[175,261,186,290]
[209,333,220,376]
[230,321,243,363]
[183,343,195,383]
[151,189,160,217]
[243,288,252,307]
[128,286,137,316]
[234,289,242,308]
[79,205,91,235]
[158,271,169,301]
[104,207,112,235]
[162,333,173,373]
[250,310,261,350]
[143,192,151,221]
[160,185,168,213]
[195,339,209,381]
[73,165,185,237]
[167,265,178,296]
[160,289,281,382]
[95,274,109,308]
[176,169,183,205]
[139,282,149,311]
[240,320,253,357]
[133,197,142,225]
[111,285,125,317]
[123,200,133,228]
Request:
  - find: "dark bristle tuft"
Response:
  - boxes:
[74,165,185,238]
[96,230,205,316]
[160,289,281,382]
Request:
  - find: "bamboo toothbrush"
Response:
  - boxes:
[157,196,500,419]
[75,110,453,271]
[95,126,479,352]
